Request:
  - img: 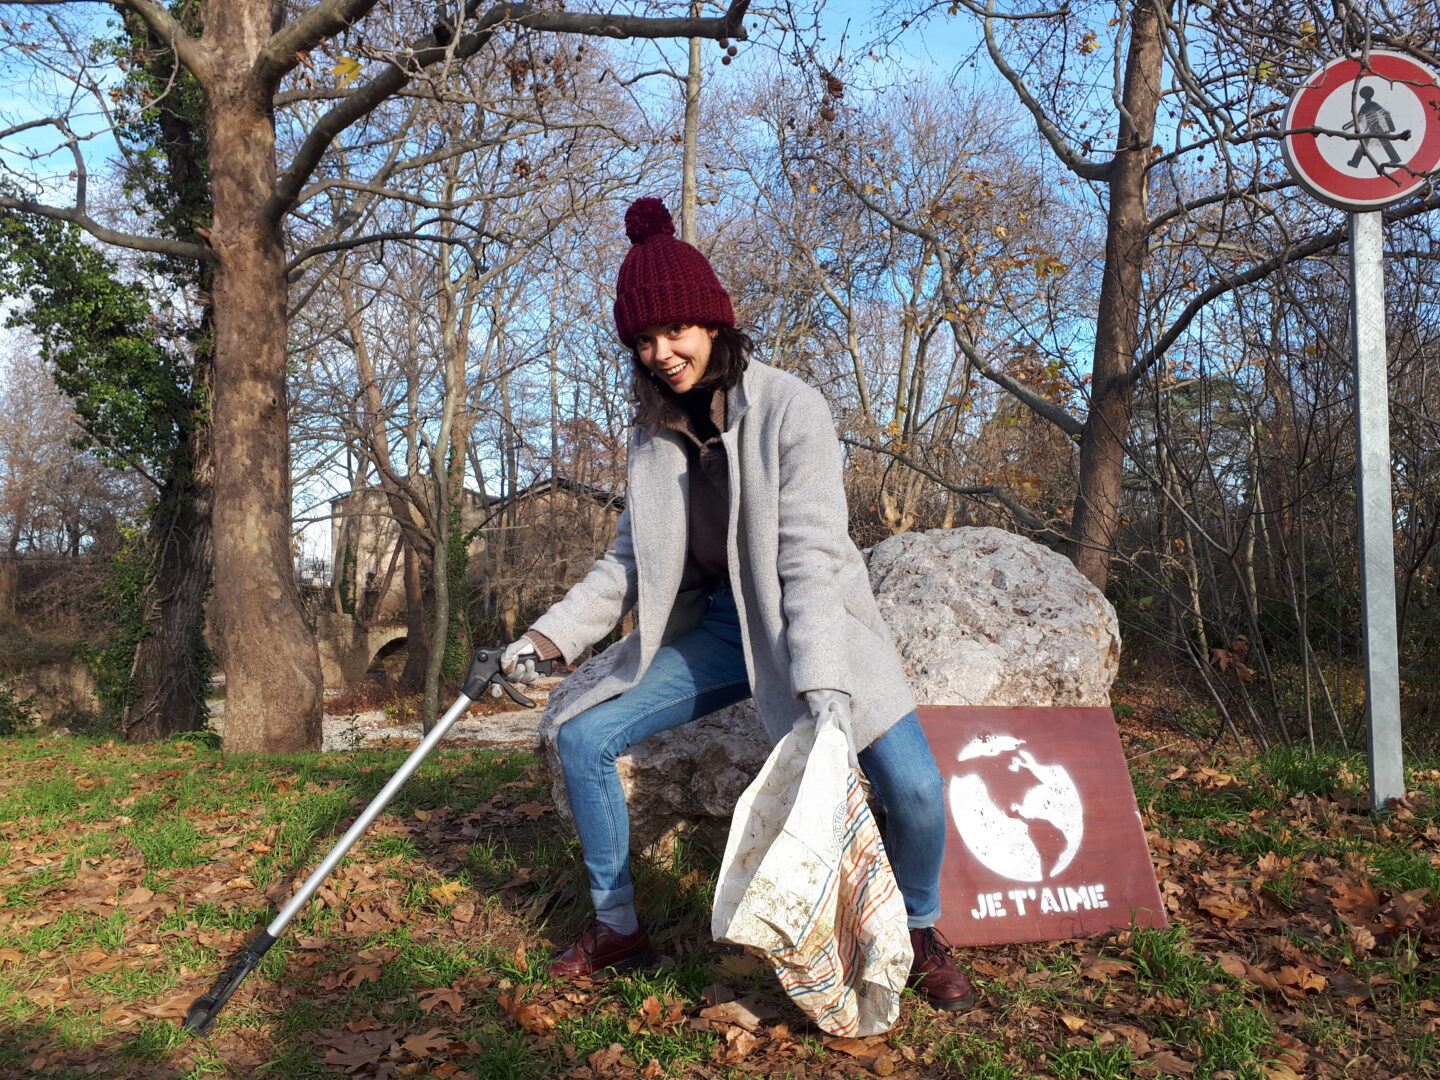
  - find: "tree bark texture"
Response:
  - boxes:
[400,534,431,691]
[205,7,323,753]
[123,417,215,741]
[1069,0,1165,590]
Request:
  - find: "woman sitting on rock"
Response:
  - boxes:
[499,197,971,1012]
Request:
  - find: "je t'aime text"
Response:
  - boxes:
[969,884,1109,920]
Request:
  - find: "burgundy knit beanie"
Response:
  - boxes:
[613,197,734,348]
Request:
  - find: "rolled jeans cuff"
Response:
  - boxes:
[590,884,635,913]
[906,905,941,930]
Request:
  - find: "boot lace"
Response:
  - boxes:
[913,926,953,970]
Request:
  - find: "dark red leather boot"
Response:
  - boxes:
[547,922,655,979]
[909,926,975,1010]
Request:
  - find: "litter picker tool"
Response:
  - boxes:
[182,646,552,1035]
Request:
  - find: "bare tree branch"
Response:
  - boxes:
[0,117,60,140]
[266,0,750,224]
[0,195,214,261]
[114,0,210,85]
[928,0,1070,18]
[613,67,685,86]
[1135,189,1440,382]
[826,170,1087,437]
[839,436,1068,544]
[477,476,625,528]
[255,0,384,89]
[980,0,1109,182]
[285,230,476,275]
[1147,179,1294,233]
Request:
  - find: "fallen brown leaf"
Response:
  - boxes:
[1218,952,1281,993]
[699,998,766,1032]
[719,1025,763,1062]
[400,1028,451,1057]
[417,987,465,1015]
[1081,957,1135,981]
[1140,1048,1196,1076]
[428,880,466,905]
[1198,892,1252,924]
[1275,965,1326,995]
[514,1002,557,1034]
[588,1042,627,1075]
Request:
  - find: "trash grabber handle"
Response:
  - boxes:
[461,646,553,707]
[266,689,475,936]
[183,689,474,1033]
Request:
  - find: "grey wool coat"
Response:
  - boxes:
[530,360,917,750]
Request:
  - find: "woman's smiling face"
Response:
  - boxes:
[635,323,717,394]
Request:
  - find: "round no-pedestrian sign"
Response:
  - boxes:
[1282,50,1440,209]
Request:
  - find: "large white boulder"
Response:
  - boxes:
[537,527,1119,854]
[868,527,1119,707]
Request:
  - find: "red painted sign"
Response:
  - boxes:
[918,706,1167,947]
[1282,51,1440,210]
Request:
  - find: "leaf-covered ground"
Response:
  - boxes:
[1,725,1437,1080]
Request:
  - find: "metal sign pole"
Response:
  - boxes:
[1348,210,1405,810]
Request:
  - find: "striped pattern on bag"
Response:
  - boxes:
[769,772,901,1037]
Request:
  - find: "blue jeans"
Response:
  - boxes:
[555,586,946,928]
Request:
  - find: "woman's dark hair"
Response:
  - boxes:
[631,325,754,432]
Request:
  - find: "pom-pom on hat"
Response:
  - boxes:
[613,197,734,348]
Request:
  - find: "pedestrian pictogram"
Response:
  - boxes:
[1282,50,1440,209]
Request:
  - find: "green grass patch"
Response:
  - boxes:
[0,732,1435,1079]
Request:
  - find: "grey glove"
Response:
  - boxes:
[805,689,859,772]
[493,637,540,698]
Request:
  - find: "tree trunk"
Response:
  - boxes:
[1069,0,1165,590]
[399,532,430,690]
[680,5,702,244]
[123,422,215,741]
[206,22,322,753]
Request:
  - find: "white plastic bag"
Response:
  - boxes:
[711,714,911,1036]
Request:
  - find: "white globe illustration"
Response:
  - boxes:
[947,735,1085,883]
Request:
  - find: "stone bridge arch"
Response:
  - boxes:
[314,612,408,688]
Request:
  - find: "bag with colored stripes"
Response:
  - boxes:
[711,710,911,1036]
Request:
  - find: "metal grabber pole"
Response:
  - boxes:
[182,647,547,1034]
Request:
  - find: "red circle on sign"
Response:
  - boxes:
[1283,51,1440,209]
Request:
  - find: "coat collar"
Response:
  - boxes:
[726,360,759,430]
